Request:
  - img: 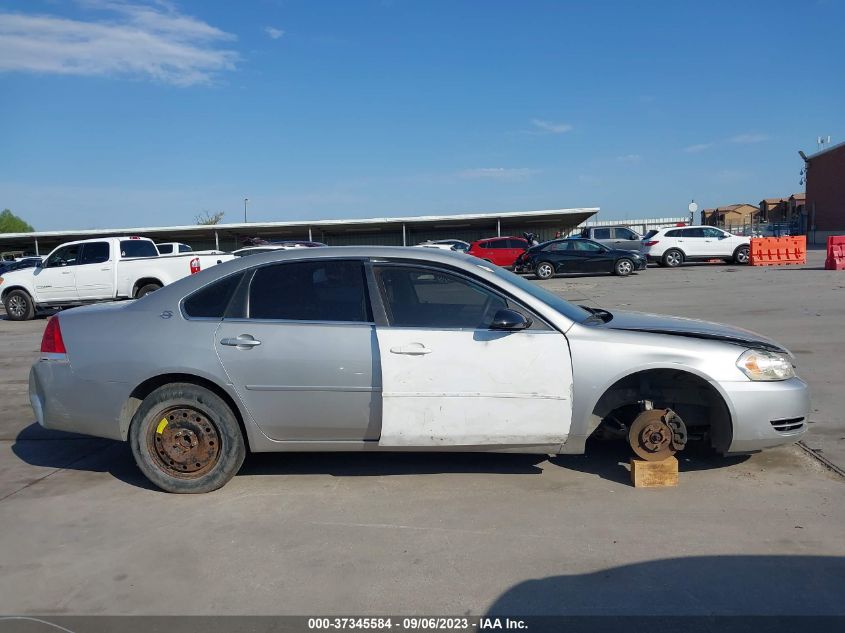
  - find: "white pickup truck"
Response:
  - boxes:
[0,236,233,321]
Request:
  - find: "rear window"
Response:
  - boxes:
[183,273,244,319]
[643,230,658,240]
[120,240,159,258]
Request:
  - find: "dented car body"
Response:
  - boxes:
[29,247,809,492]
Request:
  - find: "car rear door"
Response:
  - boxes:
[371,263,572,447]
[214,259,380,441]
[32,244,80,302]
[76,241,114,299]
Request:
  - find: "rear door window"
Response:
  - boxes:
[120,240,159,258]
[248,260,371,322]
[79,242,110,265]
[593,228,612,240]
[157,244,173,254]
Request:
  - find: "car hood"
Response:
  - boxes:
[597,310,788,353]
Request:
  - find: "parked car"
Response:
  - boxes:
[415,239,471,252]
[579,226,642,251]
[516,238,647,279]
[156,242,193,255]
[0,237,233,320]
[641,227,751,267]
[232,241,326,257]
[0,257,42,275]
[30,247,808,493]
[467,236,529,267]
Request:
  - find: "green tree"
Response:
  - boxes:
[195,210,225,225]
[0,209,34,233]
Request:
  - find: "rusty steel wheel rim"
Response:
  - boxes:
[629,409,676,461]
[146,406,221,478]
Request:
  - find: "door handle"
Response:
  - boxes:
[220,335,262,349]
[390,343,432,355]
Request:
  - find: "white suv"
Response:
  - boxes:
[641,226,750,267]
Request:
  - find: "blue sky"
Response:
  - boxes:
[1,0,843,231]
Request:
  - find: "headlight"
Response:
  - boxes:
[736,349,795,381]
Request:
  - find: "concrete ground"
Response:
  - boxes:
[1,251,843,617]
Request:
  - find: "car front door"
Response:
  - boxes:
[483,239,510,266]
[612,227,642,251]
[76,242,114,299]
[33,244,80,302]
[572,240,613,272]
[215,259,380,441]
[702,227,730,256]
[372,263,572,447]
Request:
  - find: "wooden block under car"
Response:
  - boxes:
[630,456,678,488]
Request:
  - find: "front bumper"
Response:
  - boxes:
[722,377,810,453]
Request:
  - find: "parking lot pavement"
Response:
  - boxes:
[1,252,844,616]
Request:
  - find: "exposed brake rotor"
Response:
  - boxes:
[628,408,687,461]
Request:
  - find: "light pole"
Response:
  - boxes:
[244,198,249,223]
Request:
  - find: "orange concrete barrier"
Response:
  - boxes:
[825,236,845,270]
[749,236,806,266]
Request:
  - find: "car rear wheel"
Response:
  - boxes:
[129,383,245,493]
[733,245,750,265]
[535,261,555,280]
[135,283,162,299]
[614,258,634,277]
[3,290,35,321]
[662,249,684,268]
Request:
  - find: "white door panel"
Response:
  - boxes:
[32,267,77,302]
[376,328,572,446]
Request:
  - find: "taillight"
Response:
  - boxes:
[41,317,67,354]
[643,240,659,247]
[190,257,201,274]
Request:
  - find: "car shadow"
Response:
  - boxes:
[11,425,749,491]
[550,439,750,485]
[239,450,548,478]
[485,555,845,618]
[11,423,548,491]
[11,423,159,491]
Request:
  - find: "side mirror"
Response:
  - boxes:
[490,308,532,331]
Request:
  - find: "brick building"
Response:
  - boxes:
[803,140,845,243]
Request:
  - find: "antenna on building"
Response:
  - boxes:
[817,136,831,151]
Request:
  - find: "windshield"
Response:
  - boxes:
[484,264,595,323]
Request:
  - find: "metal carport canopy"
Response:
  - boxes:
[0,207,598,255]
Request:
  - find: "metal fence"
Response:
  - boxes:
[565,217,688,238]
[719,220,799,237]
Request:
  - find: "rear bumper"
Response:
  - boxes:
[29,360,128,441]
[722,377,810,453]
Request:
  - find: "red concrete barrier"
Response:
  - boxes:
[825,236,845,270]
[750,236,807,266]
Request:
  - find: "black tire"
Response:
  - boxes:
[614,258,634,277]
[129,383,246,493]
[733,245,750,265]
[3,289,36,321]
[662,249,684,268]
[135,283,162,299]
[534,261,555,280]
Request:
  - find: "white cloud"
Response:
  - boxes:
[264,26,284,40]
[531,119,573,134]
[684,142,714,154]
[616,154,642,164]
[458,167,537,181]
[0,1,238,86]
[729,133,770,144]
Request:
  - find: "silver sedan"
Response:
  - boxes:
[29,247,809,493]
